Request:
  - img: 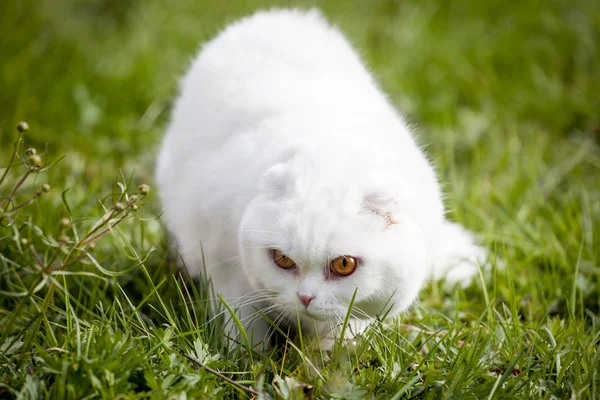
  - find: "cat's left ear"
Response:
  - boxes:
[361,191,399,227]
[259,163,292,197]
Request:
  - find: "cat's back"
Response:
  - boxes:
[184,8,366,96]
[158,8,383,195]
[164,9,373,146]
[199,8,355,68]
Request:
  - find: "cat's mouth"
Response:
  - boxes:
[297,308,328,321]
[286,302,335,321]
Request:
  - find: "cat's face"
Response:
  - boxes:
[238,160,444,329]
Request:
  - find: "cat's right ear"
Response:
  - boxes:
[362,191,400,227]
[259,163,292,197]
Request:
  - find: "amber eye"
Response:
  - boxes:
[272,249,296,269]
[330,256,358,277]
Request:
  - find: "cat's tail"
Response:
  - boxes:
[430,221,490,288]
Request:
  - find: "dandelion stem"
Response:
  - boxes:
[9,190,43,212]
[0,169,34,209]
[80,213,129,247]
[0,132,24,187]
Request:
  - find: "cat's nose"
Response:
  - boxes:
[297,294,314,307]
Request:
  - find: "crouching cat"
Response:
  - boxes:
[156,9,488,350]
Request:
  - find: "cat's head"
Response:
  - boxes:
[238,157,444,331]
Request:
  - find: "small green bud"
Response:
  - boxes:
[21,238,29,246]
[60,217,71,228]
[88,242,97,251]
[17,122,29,133]
[115,202,125,211]
[137,184,150,195]
[129,195,139,203]
[59,234,70,243]
[131,204,138,211]
[41,183,51,192]
[28,154,42,167]
[25,148,36,156]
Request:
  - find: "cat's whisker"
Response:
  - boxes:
[188,283,282,330]
[202,255,242,268]
[241,308,288,342]
[211,287,279,299]
[242,300,285,319]
[223,289,280,302]
[185,291,279,308]
[264,310,292,346]
[348,307,372,320]
[197,295,280,326]
[239,304,280,324]
[269,311,287,331]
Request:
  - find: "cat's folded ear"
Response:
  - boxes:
[259,163,293,196]
[362,191,400,227]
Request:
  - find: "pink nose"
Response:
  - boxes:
[298,294,313,307]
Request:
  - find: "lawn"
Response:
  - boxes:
[1,0,599,398]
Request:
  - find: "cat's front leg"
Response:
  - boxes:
[221,301,272,350]
[309,318,373,351]
[203,260,273,350]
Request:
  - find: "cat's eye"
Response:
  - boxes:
[330,256,358,277]
[272,249,296,269]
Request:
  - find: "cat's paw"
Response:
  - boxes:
[313,335,360,352]
[315,336,336,352]
[313,318,370,351]
[431,221,489,289]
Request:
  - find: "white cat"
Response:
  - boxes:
[156,8,487,349]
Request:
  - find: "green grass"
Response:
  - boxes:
[1,0,599,398]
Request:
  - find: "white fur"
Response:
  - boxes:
[156,8,487,349]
